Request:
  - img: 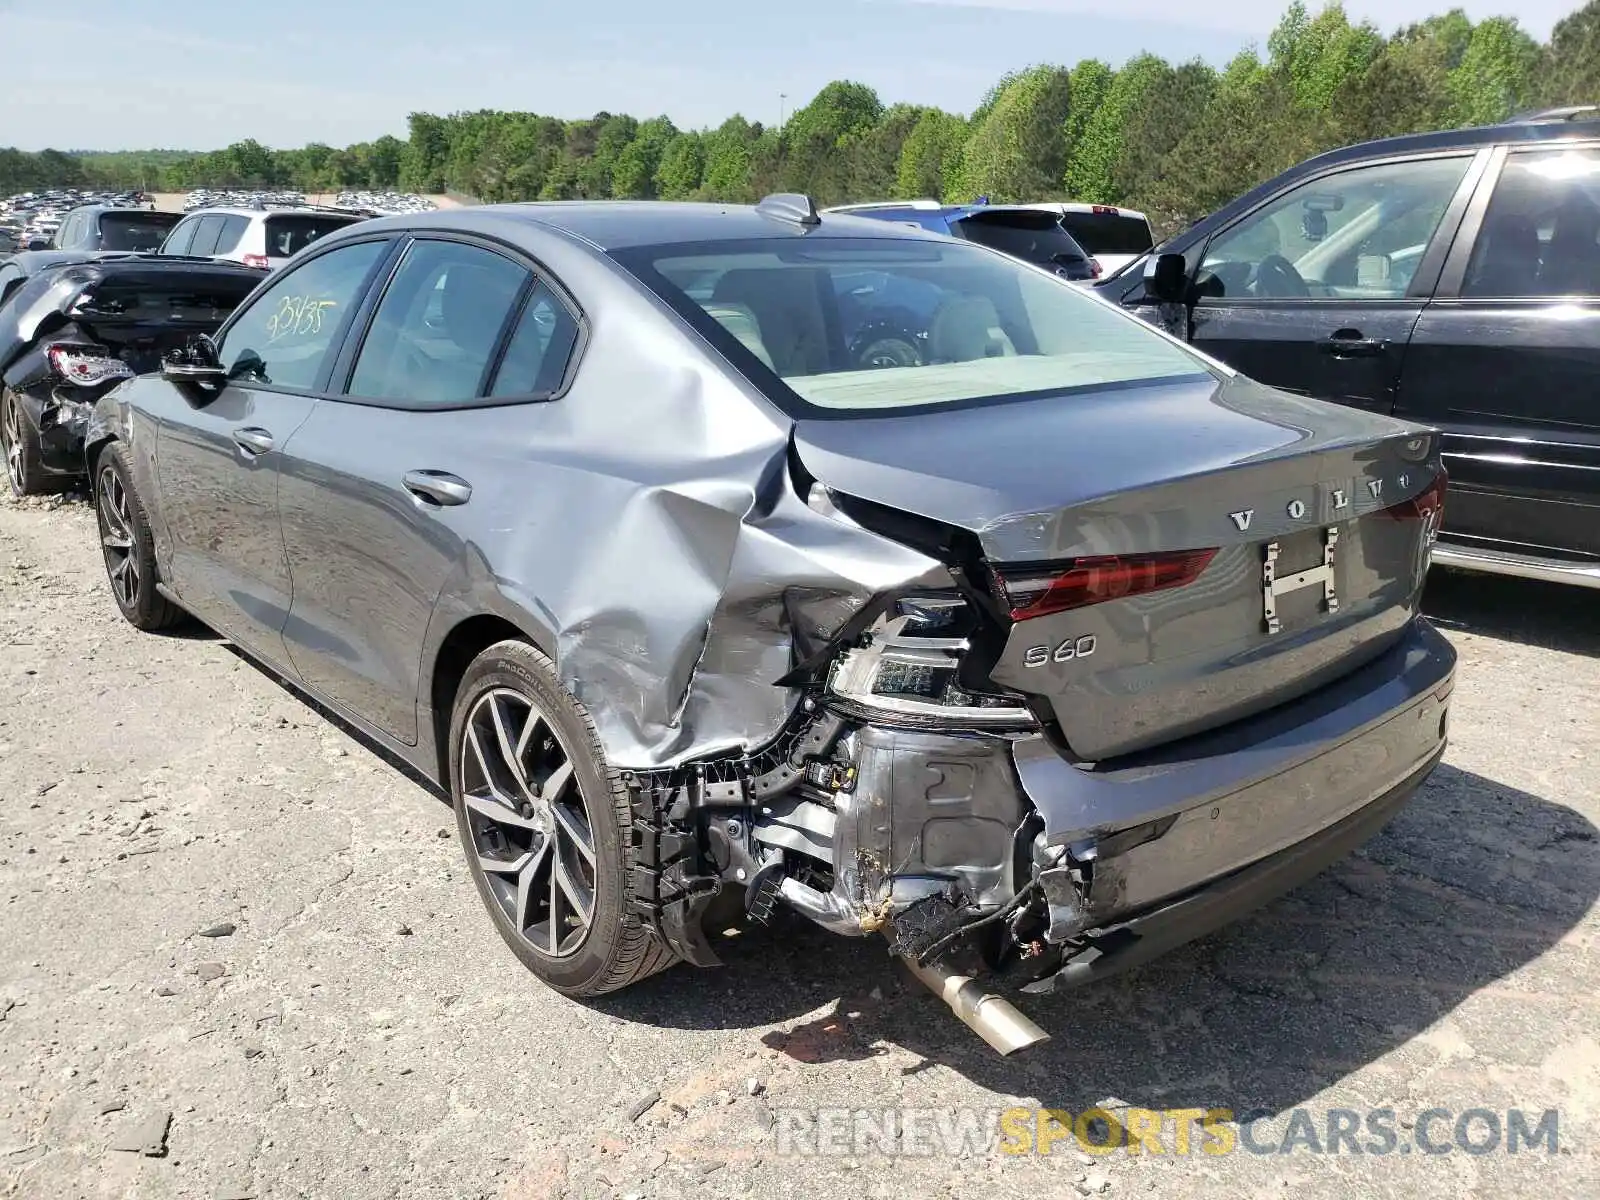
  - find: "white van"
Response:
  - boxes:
[1024,203,1154,278]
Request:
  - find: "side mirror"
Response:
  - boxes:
[161,335,228,385]
[1144,252,1190,304]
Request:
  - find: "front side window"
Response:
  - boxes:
[214,240,388,391]
[1200,156,1472,301]
[347,239,527,405]
[613,236,1209,417]
[1464,148,1600,298]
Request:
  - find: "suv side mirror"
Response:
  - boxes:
[1144,252,1190,304]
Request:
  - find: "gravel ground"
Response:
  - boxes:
[1,487,1596,1200]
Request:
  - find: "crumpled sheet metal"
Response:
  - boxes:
[551,459,945,770]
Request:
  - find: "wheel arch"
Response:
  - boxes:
[426,608,558,788]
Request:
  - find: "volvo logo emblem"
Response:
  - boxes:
[1229,510,1255,531]
[1286,499,1307,520]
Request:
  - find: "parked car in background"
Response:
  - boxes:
[1024,203,1154,277]
[1099,108,1600,590]
[0,253,263,496]
[81,195,1453,1054]
[50,205,182,253]
[822,200,1102,280]
[159,205,371,270]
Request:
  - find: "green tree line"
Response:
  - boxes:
[6,2,1600,237]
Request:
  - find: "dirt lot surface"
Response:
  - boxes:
[1,488,1597,1199]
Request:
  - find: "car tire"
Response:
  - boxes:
[95,444,184,632]
[2,389,70,499]
[448,639,679,997]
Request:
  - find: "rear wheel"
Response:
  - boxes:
[448,639,678,996]
[2,389,68,499]
[96,444,184,631]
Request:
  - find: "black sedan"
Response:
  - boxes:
[0,252,264,496]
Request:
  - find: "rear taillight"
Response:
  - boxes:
[1088,256,1104,278]
[242,254,269,269]
[46,344,134,387]
[992,549,1219,621]
[1092,205,1120,215]
[1380,468,1447,524]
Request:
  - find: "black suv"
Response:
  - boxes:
[51,205,182,254]
[1098,107,1600,590]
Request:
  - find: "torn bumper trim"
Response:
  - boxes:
[1025,746,1442,992]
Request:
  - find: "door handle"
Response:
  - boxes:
[231,427,274,455]
[1317,333,1389,358]
[403,470,473,507]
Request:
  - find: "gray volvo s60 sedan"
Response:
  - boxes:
[85,194,1455,1051]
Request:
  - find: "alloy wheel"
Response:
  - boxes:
[97,465,139,609]
[459,688,598,959]
[3,395,23,494]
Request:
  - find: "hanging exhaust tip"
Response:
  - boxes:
[900,956,1051,1056]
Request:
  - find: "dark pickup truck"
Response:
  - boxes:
[1097,107,1600,591]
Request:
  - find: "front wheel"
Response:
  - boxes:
[95,444,184,631]
[448,639,678,996]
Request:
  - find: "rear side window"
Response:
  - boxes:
[215,240,388,391]
[950,211,1088,268]
[214,214,250,255]
[98,211,182,252]
[188,215,227,257]
[1464,148,1600,298]
[265,214,362,259]
[162,219,199,256]
[1057,211,1154,256]
[347,239,527,405]
[488,283,580,397]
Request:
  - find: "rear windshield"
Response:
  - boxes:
[1057,212,1154,256]
[612,236,1209,419]
[950,210,1088,267]
[264,213,362,259]
[98,211,181,252]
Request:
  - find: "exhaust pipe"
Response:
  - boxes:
[900,956,1051,1056]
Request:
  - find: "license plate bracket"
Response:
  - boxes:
[1262,525,1339,635]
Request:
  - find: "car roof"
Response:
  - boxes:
[1259,113,1600,190]
[341,200,957,252]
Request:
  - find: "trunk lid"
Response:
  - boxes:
[71,266,261,373]
[793,374,1443,760]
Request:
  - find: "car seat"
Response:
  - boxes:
[710,268,831,376]
[927,294,1016,362]
[701,301,775,370]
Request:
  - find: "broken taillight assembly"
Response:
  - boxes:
[46,344,134,388]
[992,548,1219,622]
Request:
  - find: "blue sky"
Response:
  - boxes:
[0,0,1576,152]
